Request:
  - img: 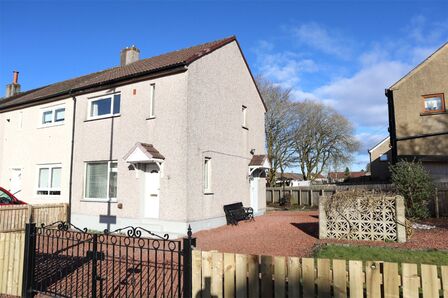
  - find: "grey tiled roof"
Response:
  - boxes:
[0,36,236,110]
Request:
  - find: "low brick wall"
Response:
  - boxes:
[319,194,406,243]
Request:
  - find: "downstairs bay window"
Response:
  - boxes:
[84,161,117,201]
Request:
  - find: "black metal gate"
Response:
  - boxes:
[22,222,195,298]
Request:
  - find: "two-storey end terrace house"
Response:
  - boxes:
[386,42,448,182]
[0,36,268,237]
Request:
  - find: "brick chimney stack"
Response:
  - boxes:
[5,71,21,98]
[120,45,140,66]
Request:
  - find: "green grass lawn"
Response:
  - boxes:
[313,244,448,266]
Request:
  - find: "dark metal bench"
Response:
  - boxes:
[223,202,254,225]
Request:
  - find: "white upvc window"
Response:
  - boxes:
[40,105,65,127]
[148,84,156,118]
[203,157,212,194]
[84,161,118,201]
[37,164,62,196]
[242,105,248,128]
[87,93,121,120]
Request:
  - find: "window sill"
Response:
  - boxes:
[420,111,447,116]
[38,122,65,129]
[203,192,214,195]
[242,126,249,130]
[80,198,118,203]
[146,116,156,120]
[85,114,121,122]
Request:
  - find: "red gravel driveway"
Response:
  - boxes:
[194,211,320,257]
[193,211,448,257]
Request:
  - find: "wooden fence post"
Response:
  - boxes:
[319,197,328,239]
[395,196,406,243]
[435,187,439,218]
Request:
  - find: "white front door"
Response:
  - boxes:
[10,168,22,196]
[250,177,259,212]
[144,164,160,218]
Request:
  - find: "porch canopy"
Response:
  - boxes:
[248,154,270,175]
[123,142,165,164]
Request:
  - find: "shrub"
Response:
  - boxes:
[390,161,434,219]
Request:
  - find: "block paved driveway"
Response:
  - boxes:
[193,211,448,257]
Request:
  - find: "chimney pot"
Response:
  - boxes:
[120,46,140,66]
[5,70,21,98]
[13,71,19,84]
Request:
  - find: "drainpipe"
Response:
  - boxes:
[386,88,397,164]
[68,92,77,224]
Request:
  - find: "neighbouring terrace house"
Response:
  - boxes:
[368,136,392,181]
[0,36,268,237]
[386,42,448,182]
[327,171,367,183]
[275,172,304,187]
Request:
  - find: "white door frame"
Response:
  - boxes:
[144,164,160,219]
[250,176,259,213]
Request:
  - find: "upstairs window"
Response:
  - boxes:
[423,93,445,114]
[379,154,388,162]
[242,105,247,128]
[88,94,121,119]
[37,164,61,196]
[203,157,212,194]
[148,84,155,118]
[41,105,65,126]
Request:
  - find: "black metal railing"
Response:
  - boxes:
[22,221,196,298]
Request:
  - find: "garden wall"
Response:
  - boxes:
[319,194,407,242]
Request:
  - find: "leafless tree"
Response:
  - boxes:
[291,100,360,181]
[256,77,296,186]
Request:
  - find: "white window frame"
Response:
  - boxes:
[36,164,62,196]
[87,93,121,120]
[148,83,156,119]
[203,157,212,194]
[39,104,66,127]
[242,105,248,129]
[83,161,118,201]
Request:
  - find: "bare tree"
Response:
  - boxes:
[256,77,296,186]
[291,100,360,181]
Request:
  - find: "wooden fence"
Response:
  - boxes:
[192,250,448,298]
[0,203,68,232]
[0,232,25,296]
[266,186,336,206]
[266,184,448,217]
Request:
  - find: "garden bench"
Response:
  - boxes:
[223,202,254,225]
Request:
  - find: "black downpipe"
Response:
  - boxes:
[107,116,115,232]
[386,89,398,164]
[68,95,77,224]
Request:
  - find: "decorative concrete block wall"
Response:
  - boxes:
[319,194,406,243]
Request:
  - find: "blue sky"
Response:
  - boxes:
[1,1,447,171]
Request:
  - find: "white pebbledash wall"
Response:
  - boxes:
[70,41,266,237]
[186,41,267,229]
[0,40,267,238]
[0,99,73,204]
